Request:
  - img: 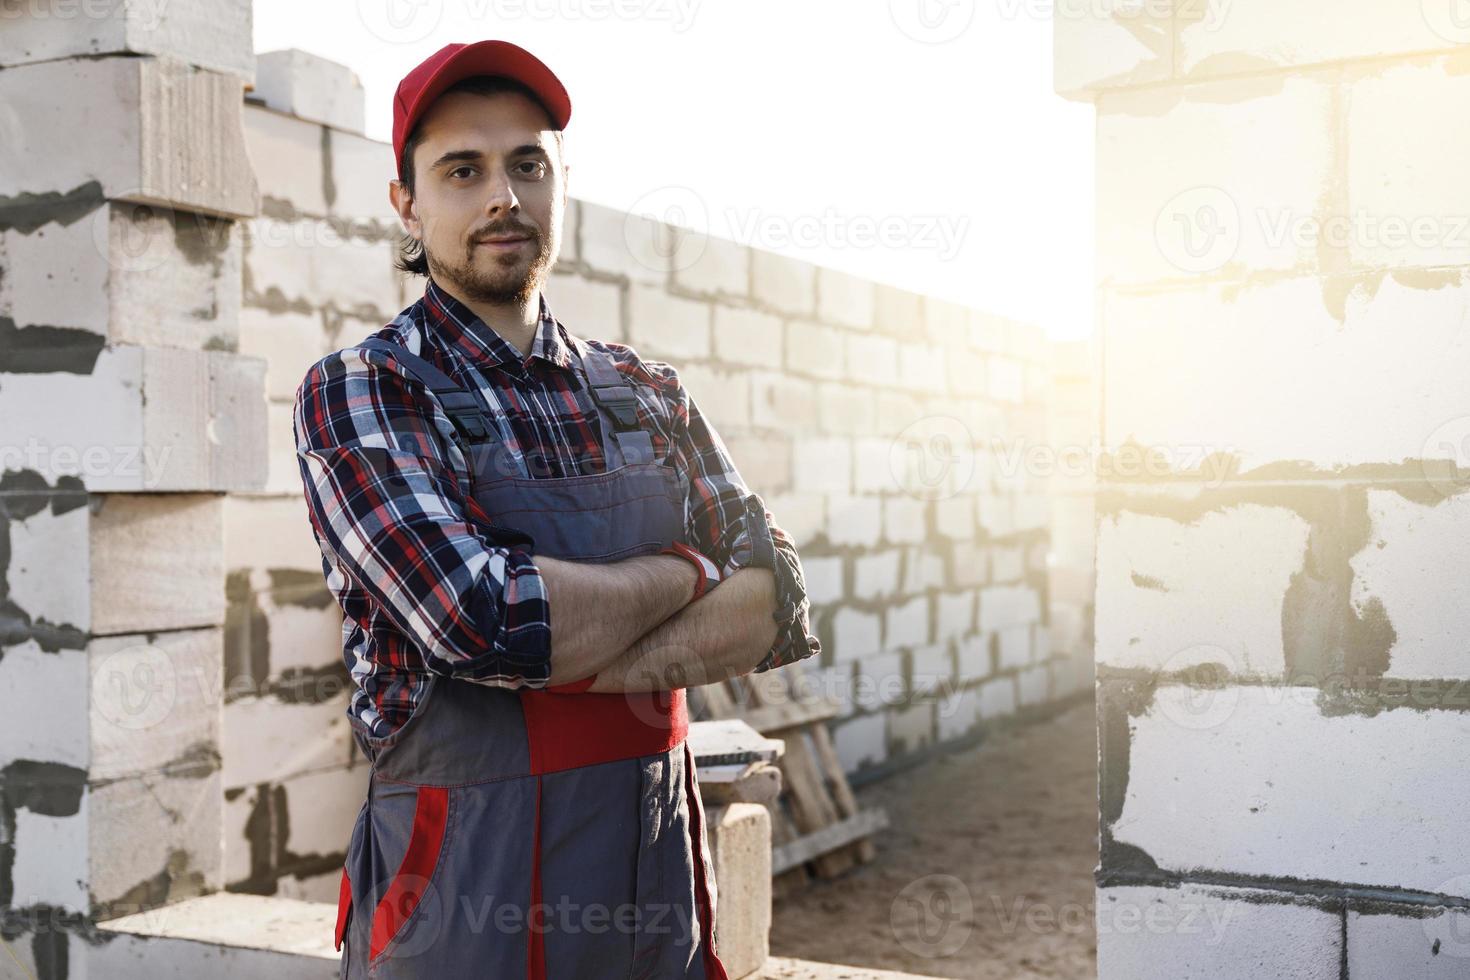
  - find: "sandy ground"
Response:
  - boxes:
[765,700,1099,980]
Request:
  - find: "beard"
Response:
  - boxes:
[424,224,555,306]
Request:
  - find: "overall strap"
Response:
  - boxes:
[575,343,656,466]
[357,336,493,446]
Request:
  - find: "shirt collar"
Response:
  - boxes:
[422,276,575,373]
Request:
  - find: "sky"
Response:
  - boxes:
[253,0,1096,340]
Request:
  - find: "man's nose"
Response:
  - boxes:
[483,168,519,215]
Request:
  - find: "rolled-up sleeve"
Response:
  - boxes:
[293,346,552,686]
[651,361,821,673]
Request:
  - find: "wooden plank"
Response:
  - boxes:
[768,793,800,848]
[809,719,877,863]
[699,663,884,883]
[745,668,793,705]
[771,809,891,875]
[775,729,841,831]
[746,675,855,878]
[782,660,877,866]
[740,698,837,734]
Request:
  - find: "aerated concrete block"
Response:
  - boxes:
[0,56,259,219]
[673,233,750,299]
[253,49,364,134]
[1095,882,1341,980]
[1101,275,1470,472]
[0,199,243,352]
[1096,75,1333,285]
[816,265,874,330]
[704,802,771,980]
[1347,904,1470,977]
[0,0,255,80]
[1105,682,1470,897]
[90,494,225,634]
[751,248,814,316]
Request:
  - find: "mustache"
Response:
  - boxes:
[469,224,538,243]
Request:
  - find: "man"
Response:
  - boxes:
[292,40,820,979]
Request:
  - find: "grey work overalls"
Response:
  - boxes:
[332,327,732,980]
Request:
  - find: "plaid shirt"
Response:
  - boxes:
[294,277,820,737]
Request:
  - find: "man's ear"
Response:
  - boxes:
[388,178,421,239]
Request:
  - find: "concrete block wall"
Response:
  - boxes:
[222,52,402,905]
[1047,338,1098,665]
[0,0,268,974]
[1057,7,1470,977]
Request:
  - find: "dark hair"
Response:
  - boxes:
[395,74,566,277]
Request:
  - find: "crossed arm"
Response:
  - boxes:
[536,554,779,693]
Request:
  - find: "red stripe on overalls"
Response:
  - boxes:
[334,865,352,951]
[529,775,547,980]
[370,786,449,960]
[684,742,731,980]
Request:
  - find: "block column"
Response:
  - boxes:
[0,1,264,972]
[1056,3,1470,976]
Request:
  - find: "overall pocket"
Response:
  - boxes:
[367,784,455,966]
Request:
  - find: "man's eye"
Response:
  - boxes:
[516,161,547,177]
[449,166,477,179]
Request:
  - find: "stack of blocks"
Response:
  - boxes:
[1057,2,1470,976]
[0,0,267,973]
[224,46,402,905]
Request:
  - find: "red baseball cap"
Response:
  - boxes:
[391,40,572,180]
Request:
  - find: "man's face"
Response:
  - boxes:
[399,89,566,305]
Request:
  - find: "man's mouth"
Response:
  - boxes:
[475,234,532,251]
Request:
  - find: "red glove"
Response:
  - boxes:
[660,541,723,601]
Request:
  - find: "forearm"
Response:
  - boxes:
[586,566,780,693]
[537,553,697,685]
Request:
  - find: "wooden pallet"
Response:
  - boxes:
[692,661,887,895]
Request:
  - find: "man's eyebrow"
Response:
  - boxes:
[429,145,550,172]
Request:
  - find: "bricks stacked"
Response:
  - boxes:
[1057,5,1470,974]
[222,48,398,908]
[0,1,266,972]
